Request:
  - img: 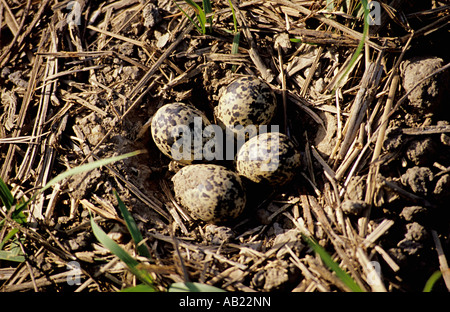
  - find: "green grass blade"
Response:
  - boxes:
[11,201,28,225]
[114,190,152,259]
[228,0,238,33]
[202,0,212,15]
[184,0,206,34]
[230,31,240,72]
[302,234,364,292]
[202,0,213,31]
[228,0,239,72]
[334,0,369,91]
[90,215,155,288]
[39,150,144,195]
[120,284,158,292]
[0,178,28,228]
[0,228,19,250]
[168,282,226,292]
[423,270,442,292]
[0,177,14,210]
[231,32,240,55]
[0,250,25,262]
[173,0,202,34]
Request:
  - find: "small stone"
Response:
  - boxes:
[341,200,367,216]
[400,206,427,222]
[400,166,434,195]
[405,137,436,166]
[404,222,428,241]
[204,224,234,245]
[400,56,450,119]
[142,3,161,28]
[433,174,450,200]
[263,260,289,291]
[272,229,303,258]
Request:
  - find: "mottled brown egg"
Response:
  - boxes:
[171,164,246,222]
[214,76,277,136]
[236,132,301,185]
[151,102,211,163]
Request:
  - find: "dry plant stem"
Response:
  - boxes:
[1,31,46,181]
[337,58,383,162]
[16,236,38,292]
[276,45,288,135]
[368,74,400,183]
[301,46,323,97]
[287,246,329,292]
[0,0,32,67]
[360,74,399,236]
[362,219,395,248]
[356,247,386,292]
[170,227,190,283]
[87,25,154,53]
[0,0,20,36]
[399,13,450,43]
[374,245,400,273]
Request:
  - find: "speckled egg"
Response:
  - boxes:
[151,102,211,164]
[172,164,246,222]
[214,76,277,135]
[236,132,301,185]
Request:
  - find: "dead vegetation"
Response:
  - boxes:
[1,0,450,292]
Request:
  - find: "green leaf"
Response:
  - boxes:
[114,190,151,259]
[184,0,206,34]
[0,249,25,262]
[39,150,144,195]
[301,234,364,292]
[231,32,240,55]
[0,177,14,210]
[168,282,226,292]
[0,228,19,250]
[0,178,28,228]
[90,216,155,288]
[228,0,238,33]
[120,284,158,292]
[202,0,212,14]
[334,0,369,91]
[173,0,202,34]
[423,270,442,292]
[202,0,213,31]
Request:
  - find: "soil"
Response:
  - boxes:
[1,0,450,292]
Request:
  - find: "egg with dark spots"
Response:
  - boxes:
[172,164,246,222]
[214,77,277,135]
[236,132,301,185]
[151,102,211,164]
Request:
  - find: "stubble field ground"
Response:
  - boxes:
[1,0,450,292]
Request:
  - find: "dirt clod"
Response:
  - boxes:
[400,166,434,195]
